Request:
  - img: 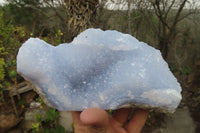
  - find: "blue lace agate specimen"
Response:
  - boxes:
[17,28,182,112]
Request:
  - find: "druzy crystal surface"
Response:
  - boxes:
[17,28,182,112]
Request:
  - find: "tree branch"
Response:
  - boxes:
[165,0,176,19]
[171,0,188,29]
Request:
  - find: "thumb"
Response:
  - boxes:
[80,108,109,127]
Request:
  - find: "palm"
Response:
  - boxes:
[71,108,148,133]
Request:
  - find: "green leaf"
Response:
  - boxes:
[45,108,59,122]
[9,70,17,79]
[31,123,40,133]
[36,97,45,106]
[108,109,113,115]
[35,114,43,123]
[55,125,65,133]
[4,81,10,87]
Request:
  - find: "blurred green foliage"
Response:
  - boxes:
[8,69,17,79]
[0,12,23,82]
[33,108,65,133]
[169,64,193,76]
[35,114,43,123]
[17,99,25,106]
[36,97,45,107]
[45,108,59,123]
[31,123,40,133]
[0,58,5,81]
[169,64,179,73]
[44,125,65,133]
[182,66,192,75]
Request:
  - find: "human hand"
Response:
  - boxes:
[71,108,148,133]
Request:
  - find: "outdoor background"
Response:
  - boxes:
[0,0,200,133]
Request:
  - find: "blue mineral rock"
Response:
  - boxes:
[17,28,182,112]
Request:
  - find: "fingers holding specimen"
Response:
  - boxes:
[126,109,149,133]
[112,108,132,126]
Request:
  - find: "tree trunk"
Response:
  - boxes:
[64,0,98,40]
[159,39,168,60]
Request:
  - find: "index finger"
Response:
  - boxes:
[71,111,82,125]
[126,109,148,133]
